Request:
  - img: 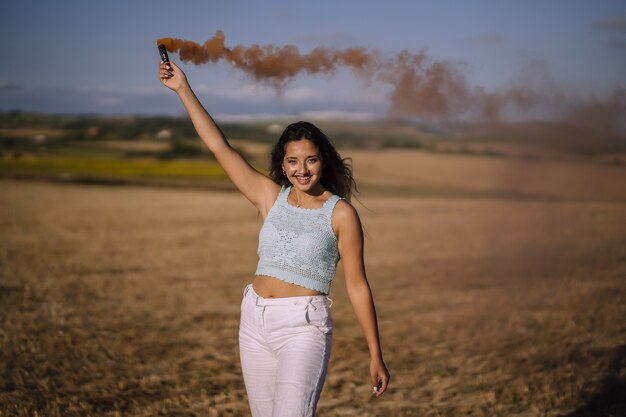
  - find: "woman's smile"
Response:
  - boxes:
[282,139,323,191]
[296,175,311,185]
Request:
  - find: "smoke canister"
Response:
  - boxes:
[157,39,170,63]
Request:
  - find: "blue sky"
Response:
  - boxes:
[1,0,625,120]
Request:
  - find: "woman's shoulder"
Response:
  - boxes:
[333,198,358,215]
[331,198,361,230]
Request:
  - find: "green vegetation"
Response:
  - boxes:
[0,110,434,146]
[0,110,435,185]
[0,110,281,143]
[0,156,226,180]
[3,110,621,185]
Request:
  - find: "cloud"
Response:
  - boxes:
[88,85,166,96]
[283,87,327,102]
[467,32,504,45]
[214,110,379,122]
[203,84,273,102]
[213,113,296,122]
[592,16,626,32]
[203,82,383,108]
[78,85,169,109]
[608,37,626,49]
[0,80,23,92]
[204,84,330,103]
[0,84,181,114]
[0,81,386,117]
[299,110,379,121]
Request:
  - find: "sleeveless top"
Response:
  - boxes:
[254,185,344,294]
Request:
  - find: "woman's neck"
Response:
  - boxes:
[288,185,328,207]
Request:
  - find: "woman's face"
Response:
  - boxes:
[282,139,323,192]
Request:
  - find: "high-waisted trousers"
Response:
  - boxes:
[239,283,333,417]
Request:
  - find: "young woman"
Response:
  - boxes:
[159,60,390,417]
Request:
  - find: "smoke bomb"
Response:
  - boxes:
[157,39,170,63]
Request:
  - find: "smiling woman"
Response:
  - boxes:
[159,60,390,417]
[269,121,357,202]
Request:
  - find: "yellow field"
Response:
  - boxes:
[1,148,625,416]
[0,156,227,180]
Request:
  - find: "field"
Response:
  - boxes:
[1,128,626,416]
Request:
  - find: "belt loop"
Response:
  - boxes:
[243,284,252,298]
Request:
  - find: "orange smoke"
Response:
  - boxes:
[160,32,373,85]
[160,31,500,121]
[159,31,624,130]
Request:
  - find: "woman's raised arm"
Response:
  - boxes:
[159,61,279,214]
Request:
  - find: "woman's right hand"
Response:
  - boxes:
[159,61,188,93]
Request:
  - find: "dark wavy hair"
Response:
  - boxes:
[269,121,358,201]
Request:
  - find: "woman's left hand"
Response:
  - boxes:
[370,357,390,397]
[159,61,188,93]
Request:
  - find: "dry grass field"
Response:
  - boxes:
[1,147,625,416]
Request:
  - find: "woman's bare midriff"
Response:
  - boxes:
[253,275,323,298]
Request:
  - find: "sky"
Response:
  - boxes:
[1,0,625,121]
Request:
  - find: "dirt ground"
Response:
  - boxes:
[1,148,625,416]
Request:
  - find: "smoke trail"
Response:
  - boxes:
[160,31,496,121]
[160,31,624,131]
[161,31,374,86]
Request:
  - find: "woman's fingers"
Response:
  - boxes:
[158,61,176,85]
[370,364,390,397]
[376,372,389,396]
[158,60,187,92]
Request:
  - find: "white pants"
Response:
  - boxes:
[239,284,333,417]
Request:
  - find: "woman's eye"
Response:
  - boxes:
[308,158,319,164]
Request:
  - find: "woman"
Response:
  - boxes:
[159,60,390,417]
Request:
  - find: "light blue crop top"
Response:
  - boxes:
[255,185,343,294]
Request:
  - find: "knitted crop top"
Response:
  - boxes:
[255,185,344,294]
